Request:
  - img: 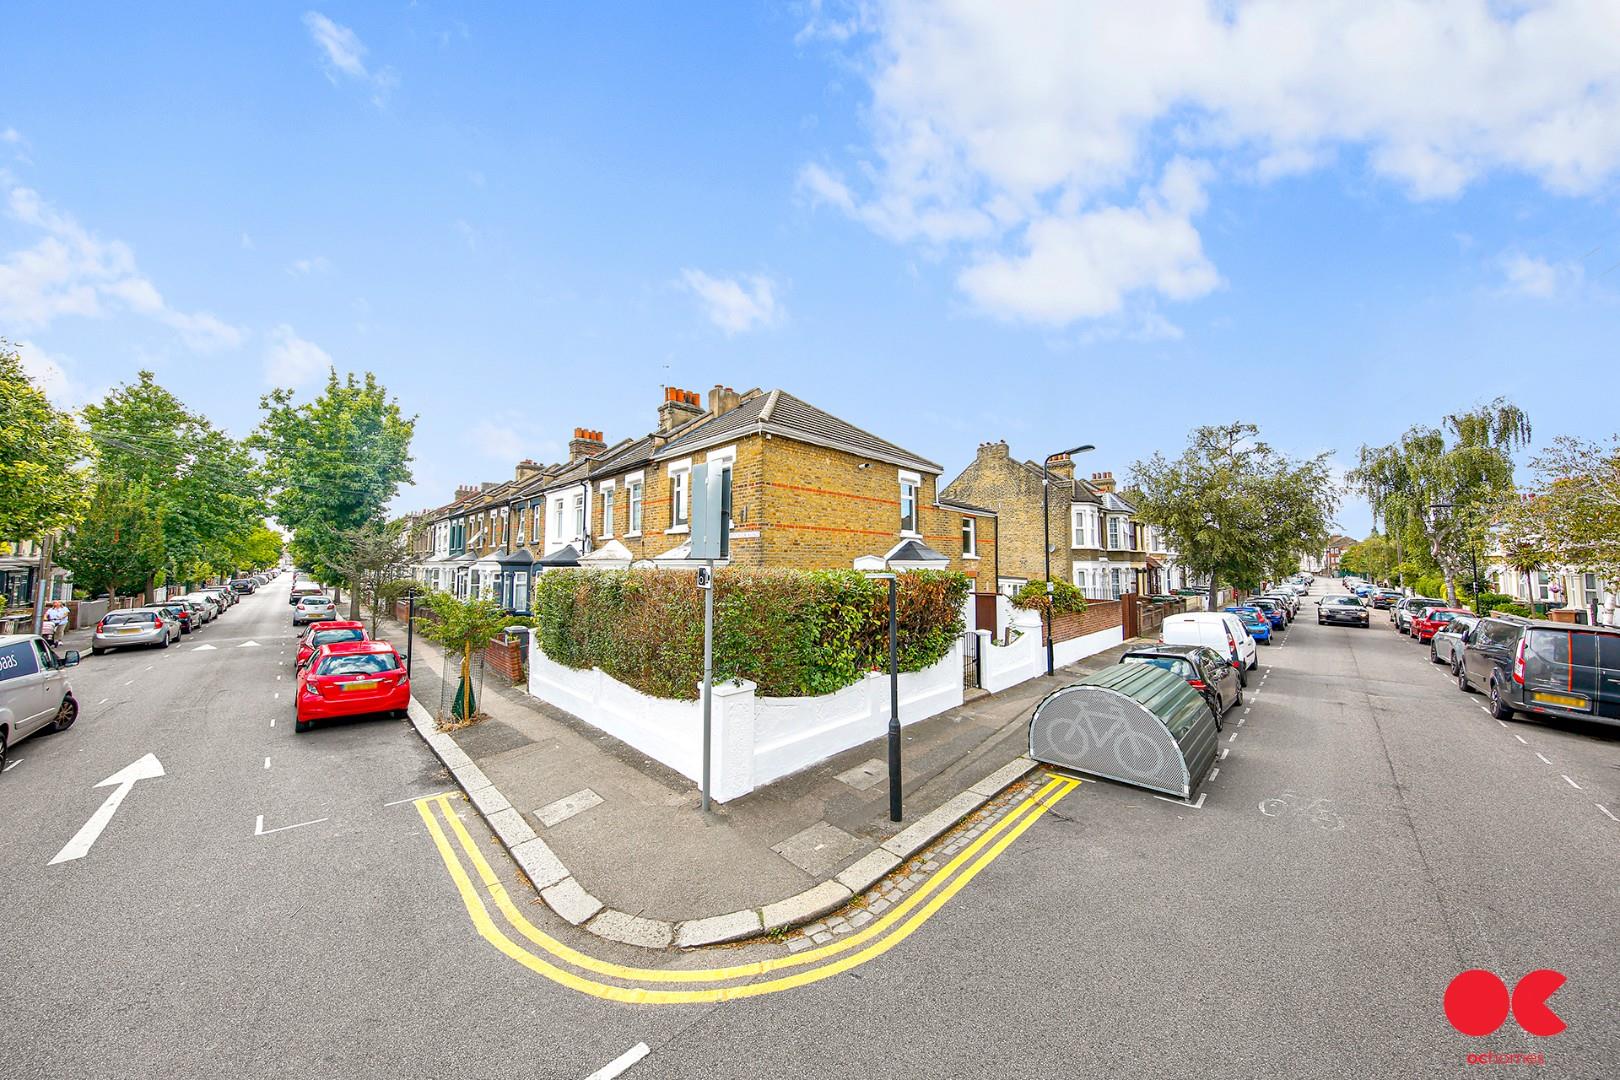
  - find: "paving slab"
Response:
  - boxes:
[534,787,603,828]
[770,820,862,877]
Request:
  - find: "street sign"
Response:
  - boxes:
[696,566,712,590]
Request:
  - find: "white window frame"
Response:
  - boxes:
[1107,515,1121,551]
[599,481,616,539]
[666,457,692,534]
[573,492,586,540]
[625,471,645,537]
[961,516,977,559]
[553,498,565,543]
[898,470,921,537]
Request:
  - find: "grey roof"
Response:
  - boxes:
[589,435,657,476]
[494,548,535,566]
[885,539,950,566]
[654,389,942,473]
[1017,459,1102,505]
[936,496,996,516]
[536,544,581,568]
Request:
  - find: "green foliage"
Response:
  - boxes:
[1525,435,1620,607]
[533,568,970,701]
[79,371,267,586]
[420,591,511,720]
[1010,578,1088,616]
[1410,573,1446,599]
[252,371,415,591]
[56,479,166,597]
[1472,592,1517,615]
[1338,533,1397,584]
[1130,422,1339,600]
[0,341,94,539]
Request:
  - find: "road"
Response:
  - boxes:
[4,578,1616,1078]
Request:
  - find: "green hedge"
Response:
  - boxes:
[532,568,970,700]
[1010,578,1088,616]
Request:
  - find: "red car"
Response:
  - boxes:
[295,620,368,670]
[1410,607,1472,644]
[294,640,410,733]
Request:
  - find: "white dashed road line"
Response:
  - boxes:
[263,757,271,770]
[1562,775,1583,790]
[1514,734,1528,745]
[1535,752,1552,765]
[1599,805,1619,824]
[582,1042,651,1080]
[254,814,328,837]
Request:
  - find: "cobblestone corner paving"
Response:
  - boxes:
[404,699,1042,951]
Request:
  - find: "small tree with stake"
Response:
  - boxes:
[421,591,508,723]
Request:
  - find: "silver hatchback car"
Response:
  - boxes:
[91,608,180,654]
[292,594,337,626]
[0,634,80,771]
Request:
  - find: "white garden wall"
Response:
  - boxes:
[526,636,963,802]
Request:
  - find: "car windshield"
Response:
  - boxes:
[1324,597,1360,607]
[299,596,330,607]
[317,653,399,676]
[312,629,365,647]
[105,611,157,625]
[1121,655,1194,679]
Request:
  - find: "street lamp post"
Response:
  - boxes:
[864,571,902,822]
[404,586,418,678]
[1043,444,1095,675]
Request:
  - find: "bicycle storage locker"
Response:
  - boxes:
[1028,664,1218,799]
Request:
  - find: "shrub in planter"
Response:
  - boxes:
[1010,578,1087,617]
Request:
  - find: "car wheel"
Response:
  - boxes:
[91,646,104,656]
[0,728,8,774]
[51,695,78,733]
[1429,643,1440,664]
[1457,666,1474,694]
[1233,682,1244,708]
[1489,680,1516,721]
[159,633,170,649]
[294,718,311,734]
[1237,666,1248,688]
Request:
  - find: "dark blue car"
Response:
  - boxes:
[1224,606,1273,644]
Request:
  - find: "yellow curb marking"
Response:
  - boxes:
[418,777,1079,1003]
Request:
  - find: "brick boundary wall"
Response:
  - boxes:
[483,637,525,683]
[1047,600,1122,644]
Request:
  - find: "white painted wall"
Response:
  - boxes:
[526,636,963,802]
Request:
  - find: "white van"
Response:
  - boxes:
[1160,611,1257,681]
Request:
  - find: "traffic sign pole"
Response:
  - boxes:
[700,560,714,811]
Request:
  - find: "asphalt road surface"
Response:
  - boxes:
[5,578,1616,1079]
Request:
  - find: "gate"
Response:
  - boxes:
[962,632,981,690]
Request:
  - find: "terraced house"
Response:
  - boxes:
[411,384,997,611]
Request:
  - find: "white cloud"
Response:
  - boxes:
[679,269,785,334]
[806,0,1620,323]
[240,232,255,250]
[0,179,245,350]
[263,324,332,386]
[467,420,530,461]
[287,255,331,276]
[1498,252,1580,298]
[14,339,76,405]
[303,11,397,106]
[0,128,20,144]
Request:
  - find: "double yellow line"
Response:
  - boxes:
[417,774,1080,1004]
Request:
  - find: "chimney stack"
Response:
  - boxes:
[1090,470,1116,493]
[1047,454,1076,482]
[977,439,1011,462]
[455,484,479,502]
[514,458,544,482]
[709,384,742,417]
[658,387,705,434]
[568,427,607,463]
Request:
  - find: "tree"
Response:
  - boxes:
[1355,399,1531,606]
[81,371,267,591]
[0,341,94,540]
[421,592,509,722]
[1526,434,1620,624]
[1130,423,1339,604]
[228,524,286,573]
[55,479,166,599]
[1489,491,1549,607]
[329,521,414,633]
[253,371,415,607]
[1339,532,1398,584]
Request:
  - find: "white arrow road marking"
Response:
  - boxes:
[254,814,328,836]
[582,1043,650,1080]
[192,643,217,651]
[49,753,165,865]
[237,640,261,648]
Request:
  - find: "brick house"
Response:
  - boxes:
[941,443,1147,599]
[411,384,996,607]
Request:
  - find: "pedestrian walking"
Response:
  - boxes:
[44,599,70,646]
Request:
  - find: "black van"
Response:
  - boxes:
[1457,615,1620,725]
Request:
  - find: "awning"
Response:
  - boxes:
[495,548,535,567]
[536,544,581,568]
[1145,556,1163,570]
[883,539,950,571]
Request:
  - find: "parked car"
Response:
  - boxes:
[290,581,325,606]
[199,586,234,610]
[173,597,212,627]
[0,634,81,771]
[1160,611,1257,682]
[1317,596,1370,627]
[1224,607,1273,645]
[1394,597,1445,635]
[296,621,369,670]
[1457,616,1620,726]
[1429,614,1478,668]
[1247,598,1288,629]
[293,594,337,626]
[295,640,410,733]
[1119,643,1242,722]
[1370,589,1403,610]
[1411,607,1472,644]
[91,609,179,654]
[186,592,223,619]
[153,603,195,635]
[228,578,256,594]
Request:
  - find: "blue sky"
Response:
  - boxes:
[6,2,1620,538]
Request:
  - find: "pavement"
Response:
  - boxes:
[386,606,1150,939]
[5,575,1617,1079]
